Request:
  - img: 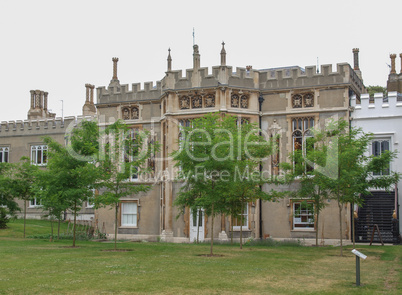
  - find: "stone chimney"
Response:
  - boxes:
[352,48,362,81]
[83,84,96,116]
[27,90,56,120]
[109,57,120,87]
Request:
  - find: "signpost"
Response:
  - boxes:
[351,249,367,286]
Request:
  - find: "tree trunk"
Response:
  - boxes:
[196,209,200,244]
[338,202,343,256]
[73,201,77,247]
[210,203,214,256]
[231,215,233,245]
[23,200,26,238]
[50,216,54,242]
[315,213,319,247]
[240,201,243,249]
[58,218,61,240]
[115,203,118,251]
[352,202,355,249]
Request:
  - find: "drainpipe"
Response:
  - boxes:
[258,93,265,239]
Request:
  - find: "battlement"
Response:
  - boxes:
[97,81,163,105]
[259,63,364,93]
[351,92,402,118]
[0,115,96,136]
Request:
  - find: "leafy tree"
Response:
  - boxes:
[173,113,275,254]
[288,119,399,255]
[366,85,386,98]
[9,157,39,237]
[33,170,71,240]
[95,120,160,250]
[222,116,274,249]
[281,149,329,247]
[0,163,20,228]
[42,120,101,247]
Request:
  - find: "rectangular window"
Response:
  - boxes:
[121,202,138,227]
[31,145,48,166]
[29,198,41,208]
[293,201,314,229]
[0,147,9,163]
[233,203,249,230]
[372,139,390,175]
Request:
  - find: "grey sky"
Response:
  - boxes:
[1,0,401,122]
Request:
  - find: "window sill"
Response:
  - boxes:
[291,229,315,232]
[232,228,250,232]
[119,226,138,229]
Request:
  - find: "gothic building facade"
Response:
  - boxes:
[3,44,397,244]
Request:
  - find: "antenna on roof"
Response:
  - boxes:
[193,28,195,45]
[317,57,320,73]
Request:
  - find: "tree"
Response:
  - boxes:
[34,169,71,240]
[0,163,20,228]
[366,85,387,98]
[222,116,274,249]
[42,120,101,247]
[9,157,39,237]
[290,119,399,255]
[281,149,329,247]
[173,113,274,254]
[95,120,160,250]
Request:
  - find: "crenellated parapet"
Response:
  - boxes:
[259,63,364,94]
[351,92,402,118]
[97,81,163,105]
[0,115,96,136]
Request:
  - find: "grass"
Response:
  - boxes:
[0,219,401,294]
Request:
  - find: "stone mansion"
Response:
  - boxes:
[1,44,400,244]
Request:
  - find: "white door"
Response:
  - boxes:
[189,208,204,242]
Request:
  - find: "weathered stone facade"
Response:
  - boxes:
[1,44,370,243]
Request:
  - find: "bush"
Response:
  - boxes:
[0,207,10,229]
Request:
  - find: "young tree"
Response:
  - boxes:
[95,120,160,250]
[9,157,39,237]
[223,116,274,249]
[33,170,71,240]
[0,163,20,229]
[292,119,399,255]
[173,113,274,254]
[42,120,101,247]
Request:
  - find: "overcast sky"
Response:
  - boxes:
[1,0,401,122]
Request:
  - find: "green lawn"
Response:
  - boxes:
[0,219,400,294]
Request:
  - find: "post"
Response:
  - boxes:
[356,256,360,286]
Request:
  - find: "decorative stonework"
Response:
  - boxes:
[240,95,248,108]
[292,94,302,108]
[131,106,139,119]
[121,106,139,120]
[179,96,190,109]
[231,94,239,107]
[205,94,215,108]
[304,93,314,107]
[292,93,314,108]
[122,107,130,120]
[192,95,202,108]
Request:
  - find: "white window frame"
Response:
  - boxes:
[85,189,96,208]
[0,147,9,163]
[31,145,48,166]
[120,201,138,227]
[233,203,249,231]
[292,200,315,230]
[371,138,391,176]
[29,198,42,208]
